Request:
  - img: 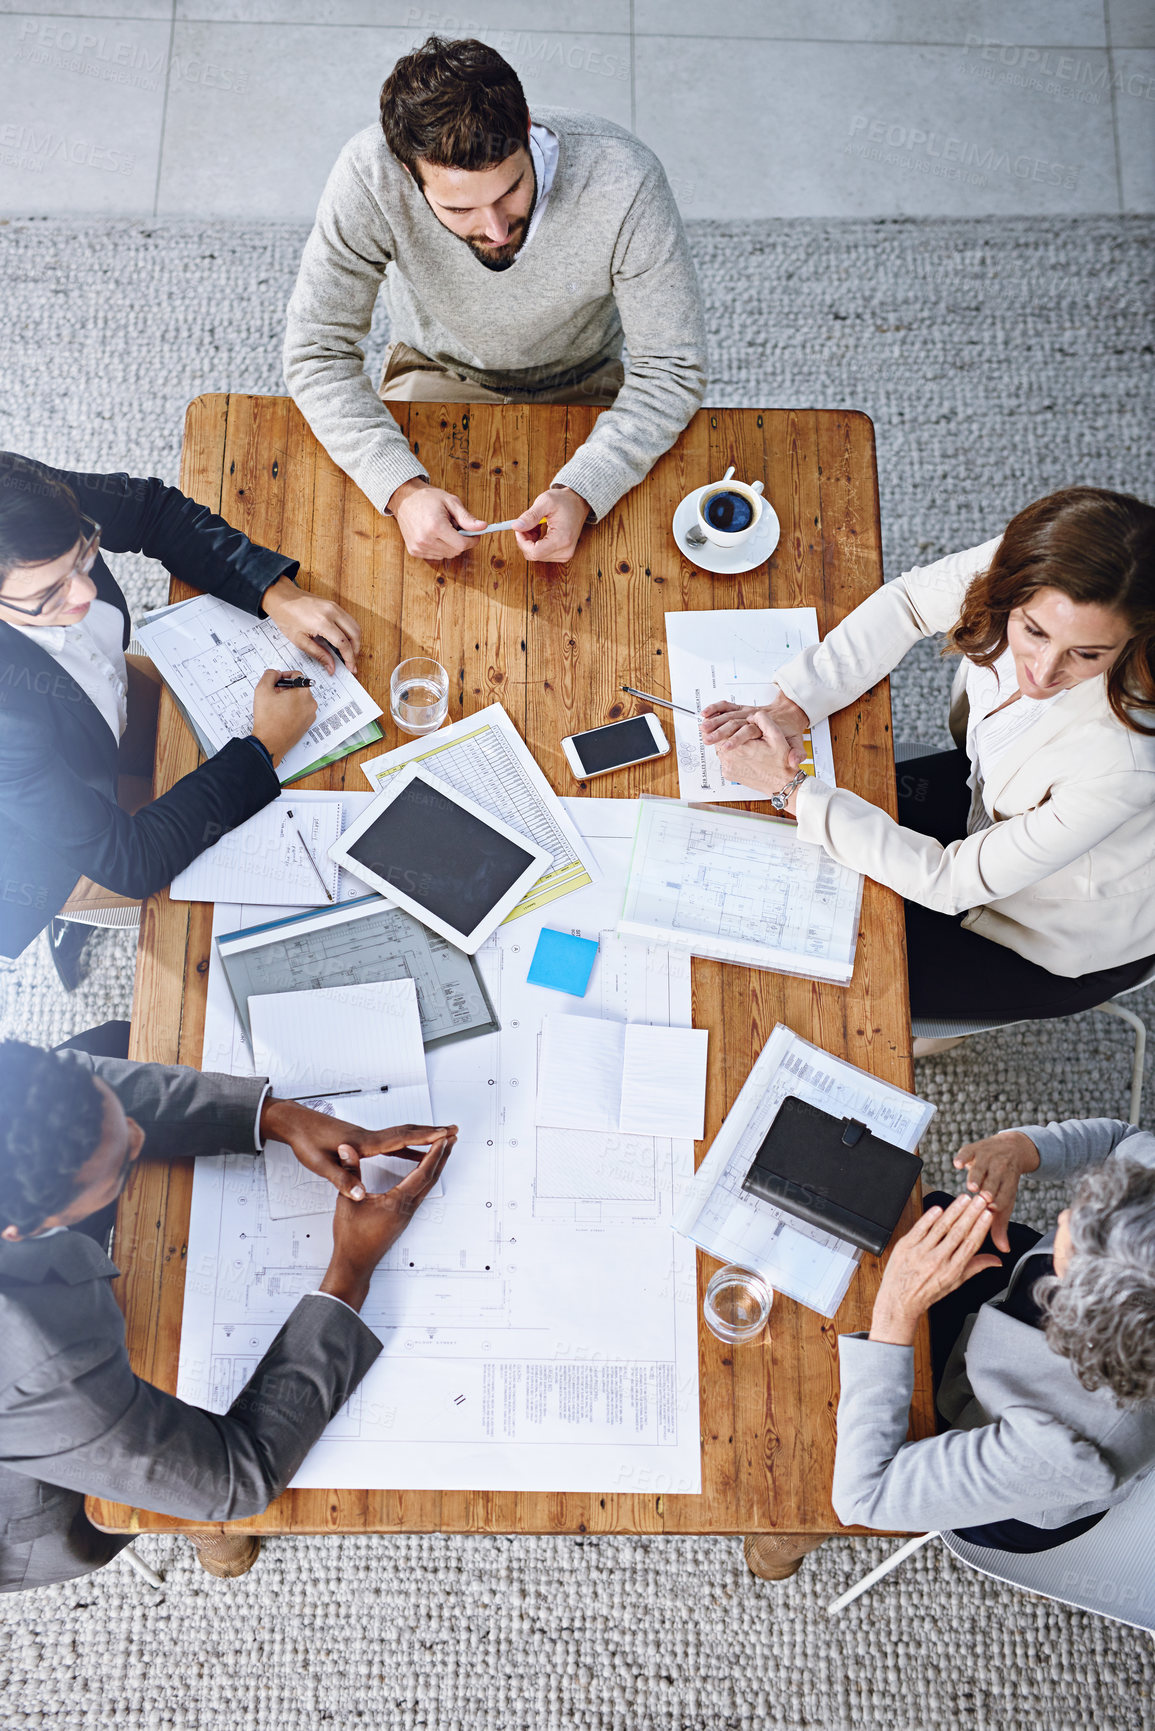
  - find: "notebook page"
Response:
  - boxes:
[619,1025,708,1141]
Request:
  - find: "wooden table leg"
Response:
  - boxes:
[743,1533,829,1582]
[185,1532,263,1579]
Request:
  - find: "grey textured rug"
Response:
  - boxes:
[0,216,1153,1729]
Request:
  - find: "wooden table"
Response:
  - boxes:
[88,396,933,1544]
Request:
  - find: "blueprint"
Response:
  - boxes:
[618,797,863,984]
[665,608,835,801]
[179,800,702,1493]
[362,704,598,920]
[137,594,382,785]
[676,1024,935,1316]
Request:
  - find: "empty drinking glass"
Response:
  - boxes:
[390,657,449,736]
[702,1264,773,1344]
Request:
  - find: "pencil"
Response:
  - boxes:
[286,811,335,903]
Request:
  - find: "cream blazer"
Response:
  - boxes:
[776,539,1155,978]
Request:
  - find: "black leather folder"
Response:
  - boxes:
[740,1094,922,1257]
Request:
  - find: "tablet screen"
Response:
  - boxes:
[344,778,538,935]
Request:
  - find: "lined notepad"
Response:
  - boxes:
[535,1015,708,1141]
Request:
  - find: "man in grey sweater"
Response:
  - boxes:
[284,36,707,565]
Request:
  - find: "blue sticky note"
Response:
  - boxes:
[527,928,598,997]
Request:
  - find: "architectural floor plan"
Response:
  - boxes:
[180,802,703,1493]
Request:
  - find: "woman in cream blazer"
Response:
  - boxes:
[701,488,1155,1021]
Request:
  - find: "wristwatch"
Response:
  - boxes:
[769,767,808,813]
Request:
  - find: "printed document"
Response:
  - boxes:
[676,1024,935,1316]
[665,608,835,801]
[170,797,343,905]
[618,797,863,984]
[536,1016,708,1140]
[137,594,381,784]
[361,703,598,920]
[180,800,701,1494]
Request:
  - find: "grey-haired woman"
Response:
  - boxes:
[832,1118,1155,1549]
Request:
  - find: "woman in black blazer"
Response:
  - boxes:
[0,453,361,976]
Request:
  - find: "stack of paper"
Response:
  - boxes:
[250,979,435,1218]
[676,1023,935,1316]
[536,1015,708,1140]
[618,797,863,985]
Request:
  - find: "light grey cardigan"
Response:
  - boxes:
[832,1120,1155,1533]
[283,108,707,522]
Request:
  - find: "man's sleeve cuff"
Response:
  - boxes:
[306,1290,370,1324]
[359,446,430,516]
[253,1082,272,1150]
[550,455,622,523]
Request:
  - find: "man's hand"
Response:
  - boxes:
[953,1130,1040,1253]
[512,486,589,563]
[320,1133,456,1311]
[388,477,486,560]
[250,668,317,766]
[868,1193,1002,1346]
[261,576,362,676]
[259,1097,455,1202]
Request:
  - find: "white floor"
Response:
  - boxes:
[2,0,1152,221]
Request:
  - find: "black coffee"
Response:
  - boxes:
[704,490,754,532]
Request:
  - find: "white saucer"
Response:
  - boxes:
[672,486,781,575]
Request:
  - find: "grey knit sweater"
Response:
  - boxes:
[283,108,707,521]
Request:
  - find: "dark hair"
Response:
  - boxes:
[0,453,84,586]
[948,487,1155,733]
[380,36,529,181]
[0,1041,106,1233]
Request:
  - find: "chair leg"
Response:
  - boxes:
[119,1543,165,1588]
[1094,1001,1147,1125]
[826,1531,936,1616]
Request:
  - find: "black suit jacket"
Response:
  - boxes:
[0,1052,382,1594]
[0,457,292,957]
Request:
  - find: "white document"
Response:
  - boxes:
[665,608,835,801]
[137,593,382,785]
[536,1016,708,1140]
[249,979,427,1098]
[179,801,702,1494]
[676,1024,935,1317]
[263,1089,440,1220]
[618,797,863,985]
[361,703,599,921]
[170,797,343,905]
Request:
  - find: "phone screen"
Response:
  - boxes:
[571,717,662,775]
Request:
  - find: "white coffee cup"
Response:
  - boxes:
[696,466,765,547]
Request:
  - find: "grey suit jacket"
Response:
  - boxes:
[0,1053,381,1593]
[832,1119,1155,1533]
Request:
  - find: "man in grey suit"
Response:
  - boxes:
[0,1036,455,1593]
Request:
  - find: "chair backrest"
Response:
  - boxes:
[941,1472,1155,1633]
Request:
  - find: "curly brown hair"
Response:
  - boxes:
[948,487,1155,734]
[380,36,529,183]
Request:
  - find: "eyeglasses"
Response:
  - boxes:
[0,517,102,619]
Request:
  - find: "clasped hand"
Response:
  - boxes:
[699,689,810,799]
[259,1096,454,1202]
[387,478,590,564]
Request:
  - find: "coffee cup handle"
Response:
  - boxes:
[752,480,765,495]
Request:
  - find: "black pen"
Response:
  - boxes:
[275,674,313,689]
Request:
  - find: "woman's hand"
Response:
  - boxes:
[261,575,362,675]
[868,1193,1002,1346]
[260,1096,457,1201]
[715,728,800,802]
[953,1130,1039,1253]
[250,668,317,766]
[700,688,810,755]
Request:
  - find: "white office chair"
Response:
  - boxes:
[895,742,1153,1123]
[827,1468,1155,1633]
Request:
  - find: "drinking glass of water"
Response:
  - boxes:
[390,657,449,736]
[702,1264,773,1344]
